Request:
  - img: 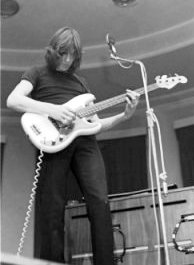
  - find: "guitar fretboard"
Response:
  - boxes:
[77,83,158,118]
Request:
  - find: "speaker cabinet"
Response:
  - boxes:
[64,187,194,265]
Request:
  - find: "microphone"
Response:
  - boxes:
[106,33,136,65]
[106,33,117,56]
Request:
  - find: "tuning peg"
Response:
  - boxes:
[181,76,188,84]
[175,73,188,83]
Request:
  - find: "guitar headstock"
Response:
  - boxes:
[155,74,188,89]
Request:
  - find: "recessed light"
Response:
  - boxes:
[1,0,20,18]
[112,0,137,7]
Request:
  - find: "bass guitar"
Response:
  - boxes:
[21,74,187,153]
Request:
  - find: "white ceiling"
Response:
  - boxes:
[1,0,194,115]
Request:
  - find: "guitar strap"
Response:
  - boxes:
[73,73,91,93]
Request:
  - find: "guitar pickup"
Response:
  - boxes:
[30,125,41,135]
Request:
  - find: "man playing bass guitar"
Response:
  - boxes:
[7,26,139,265]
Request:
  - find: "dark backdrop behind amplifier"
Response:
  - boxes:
[64,187,194,265]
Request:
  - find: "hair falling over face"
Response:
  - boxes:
[45,27,82,73]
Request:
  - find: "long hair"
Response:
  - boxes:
[45,27,82,73]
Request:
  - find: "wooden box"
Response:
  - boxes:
[64,187,194,265]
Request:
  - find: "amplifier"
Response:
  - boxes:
[64,187,194,265]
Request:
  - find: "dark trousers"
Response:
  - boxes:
[35,136,114,265]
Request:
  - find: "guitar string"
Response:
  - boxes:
[77,85,156,118]
[78,95,126,118]
[51,79,174,127]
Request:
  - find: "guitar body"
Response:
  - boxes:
[21,93,102,153]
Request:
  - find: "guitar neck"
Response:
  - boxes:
[78,83,158,118]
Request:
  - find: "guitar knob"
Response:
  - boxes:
[59,135,64,142]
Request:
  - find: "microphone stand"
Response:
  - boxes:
[110,53,170,265]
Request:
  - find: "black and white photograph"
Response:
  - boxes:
[1,1,194,265]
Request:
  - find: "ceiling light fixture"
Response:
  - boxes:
[112,0,137,7]
[1,0,20,18]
